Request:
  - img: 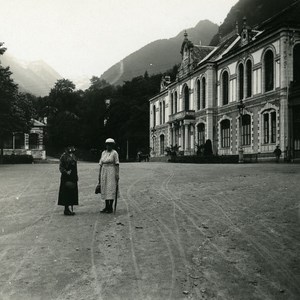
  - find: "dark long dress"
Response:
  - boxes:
[58,152,79,206]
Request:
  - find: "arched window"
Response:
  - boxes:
[262,110,276,144]
[238,63,244,100]
[246,60,252,98]
[202,77,206,109]
[293,44,300,83]
[242,114,251,146]
[220,119,230,148]
[197,123,205,145]
[184,85,189,111]
[153,105,156,127]
[264,50,274,92]
[160,135,165,155]
[159,102,162,125]
[163,101,166,123]
[174,91,178,113]
[222,71,229,105]
[196,79,200,110]
[170,93,174,115]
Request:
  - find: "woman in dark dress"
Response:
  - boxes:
[58,146,79,215]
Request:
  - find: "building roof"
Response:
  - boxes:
[193,45,215,64]
[32,119,46,127]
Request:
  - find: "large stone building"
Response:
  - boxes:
[149,2,300,160]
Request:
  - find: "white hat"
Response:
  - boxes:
[105,138,115,144]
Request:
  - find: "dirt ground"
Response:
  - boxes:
[0,162,299,300]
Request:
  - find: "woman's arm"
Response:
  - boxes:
[98,166,102,184]
[59,155,70,175]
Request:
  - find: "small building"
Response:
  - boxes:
[149,2,300,160]
[3,119,46,160]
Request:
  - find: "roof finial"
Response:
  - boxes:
[184,30,188,39]
[243,16,247,29]
[235,20,239,34]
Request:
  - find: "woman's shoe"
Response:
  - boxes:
[100,208,108,213]
[64,210,74,216]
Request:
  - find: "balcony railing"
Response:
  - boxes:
[169,110,195,122]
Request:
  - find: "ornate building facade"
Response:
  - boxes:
[149,3,300,160]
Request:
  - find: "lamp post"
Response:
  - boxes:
[151,127,156,156]
[103,99,111,127]
[237,99,245,163]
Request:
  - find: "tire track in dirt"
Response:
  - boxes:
[123,172,177,300]
[206,192,300,293]
[90,219,103,300]
[161,187,272,299]
[180,182,300,295]
[160,171,265,284]
[0,171,58,299]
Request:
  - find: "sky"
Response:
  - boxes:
[0,0,238,80]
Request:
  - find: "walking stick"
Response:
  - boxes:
[114,183,119,214]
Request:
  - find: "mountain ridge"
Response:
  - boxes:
[1,53,62,96]
[100,20,219,86]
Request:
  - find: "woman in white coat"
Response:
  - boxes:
[98,138,120,213]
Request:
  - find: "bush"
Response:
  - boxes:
[169,155,239,164]
[2,154,34,164]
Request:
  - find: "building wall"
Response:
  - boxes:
[149,28,298,158]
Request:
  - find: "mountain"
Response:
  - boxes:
[100,20,218,86]
[1,53,62,96]
[210,0,299,45]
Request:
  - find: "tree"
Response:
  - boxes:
[0,43,34,163]
[45,79,83,150]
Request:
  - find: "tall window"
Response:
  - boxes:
[184,85,189,111]
[163,101,166,124]
[159,102,162,125]
[196,80,200,110]
[263,113,269,143]
[238,64,244,100]
[29,133,39,149]
[242,114,251,146]
[202,77,206,109]
[271,111,276,143]
[197,123,205,145]
[264,50,274,92]
[174,91,178,113]
[160,135,165,155]
[246,60,252,97]
[221,119,230,148]
[15,133,25,149]
[222,71,229,105]
[293,44,300,83]
[170,93,174,115]
[153,105,156,127]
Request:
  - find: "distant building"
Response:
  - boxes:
[3,119,46,160]
[149,2,300,160]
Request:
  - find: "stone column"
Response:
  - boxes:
[185,124,189,151]
[24,134,29,150]
[12,134,15,150]
[191,124,195,152]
